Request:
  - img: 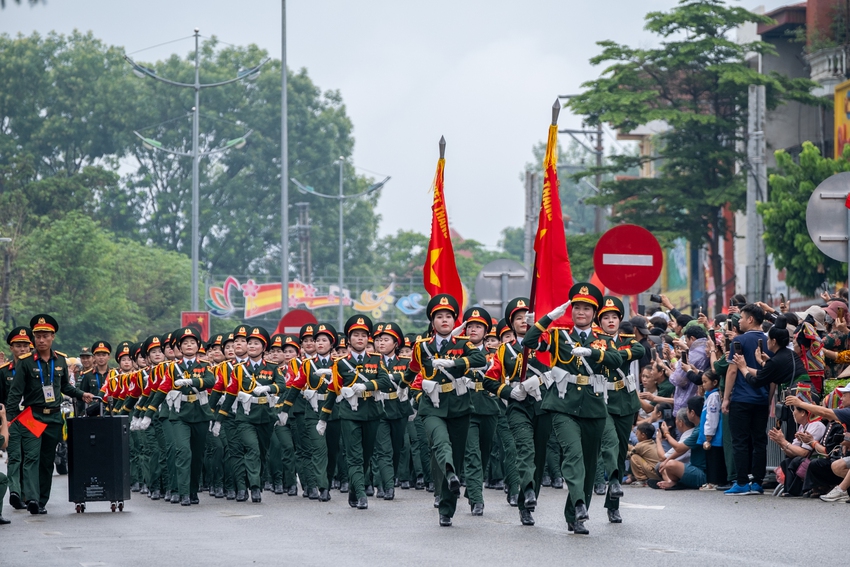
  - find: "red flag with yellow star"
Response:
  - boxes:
[532,124,573,328]
[423,148,463,306]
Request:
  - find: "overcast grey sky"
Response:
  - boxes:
[2,0,791,247]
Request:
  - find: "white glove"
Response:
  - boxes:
[316,420,327,436]
[450,322,467,338]
[211,421,221,437]
[278,412,288,426]
[572,346,592,358]
[547,301,571,320]
[253,385,271,395]
[139,416,152,430]
[432,359,455,369]
[174,378,193,387]
[315,368,333,376]
[130,418,138,431]
[341,386,355,398]
[525,312,535,326]
[510,386,527,401]
[351,383,367,395]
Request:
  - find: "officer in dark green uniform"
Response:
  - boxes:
[223,326,284,503]
[372,322,410,500]
[7,315,94,514]
[406,295,486,526]
[524,283,623,534]
[283,323,336,501]
[157,327,216,506]
[460,306,499,516]
[487,318,520,505]
[318,315,393,510]
[0,326,33,511]
[290,323,316,496]
[482,298,552,526]
[401,332,430,491]
[596,296,644,523]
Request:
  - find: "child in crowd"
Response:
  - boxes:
[628,422,661,486]
[697,371,725,490]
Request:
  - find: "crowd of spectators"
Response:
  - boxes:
[618,291,850,503]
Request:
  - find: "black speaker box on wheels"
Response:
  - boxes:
[67,415,131,505]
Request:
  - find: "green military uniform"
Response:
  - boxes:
[147,327,216,505]
[524,284,623,534]
[208,332,240,500]
[482,299,552,526]
[486,319,520,504]
[1,326,33,510]
[222,326,284,502]
[201,334,227,498]
[7,315,89,513]
[289,323,317,497]
[144,332,181,502]
[283,324,337,501]
[77,341,114,416]
[269,334,299,495]
[372,322,411,500]
[320,315,393,509]
[596,297,644,523]
[406,295,486,526]
[0,427,7,523]
[459,307,500,516]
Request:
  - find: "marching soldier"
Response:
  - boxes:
[269,334,299,495]
[204,334,227,498]
[483,298,551,526]
[524,283,623,534]
[143,327,215,506]
[318,315,393,510]
[595,296,644,524]
[283,324,337,501]
[6,315,94,514]
[459,307,498,516]
[0,400,9,524]
[372,322,410,500]
[290,323,316,497]
[405,295,486,526]
[1,327,34,511]
[208,332,240,500]
[222,326,283,503]
[78,341,113,416]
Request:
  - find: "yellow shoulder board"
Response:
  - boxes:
[19,352,32,359]
[55,350,68,357]
[0,361,10,370]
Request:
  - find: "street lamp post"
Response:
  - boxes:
[125,29,269,311]
[291,161,390,329]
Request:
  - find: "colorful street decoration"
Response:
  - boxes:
[206,277,420,319]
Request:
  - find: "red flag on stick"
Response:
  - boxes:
[423,137,464,307]
[11,406,48,438]
[531,108,574,327]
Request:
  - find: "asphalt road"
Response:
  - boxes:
[0,465,844,567]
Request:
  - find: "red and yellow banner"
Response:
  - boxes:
[533,124,574,331]
[423,156,464,307]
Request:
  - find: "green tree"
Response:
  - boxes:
[8,212,191,350]
[568,0,822,297]
[758,142,850,295]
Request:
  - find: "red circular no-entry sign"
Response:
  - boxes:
[593,224,663,295]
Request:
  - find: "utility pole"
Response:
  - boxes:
[281,0,290,318]
[523,170,537,271]
[291,163,390,330]
[126,30,268,312]
[746,85,767,302]
[295,202,311,283]
[594,123,606,234]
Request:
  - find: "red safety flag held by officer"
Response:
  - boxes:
[11,406,48,438]
[423,137,464,311]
